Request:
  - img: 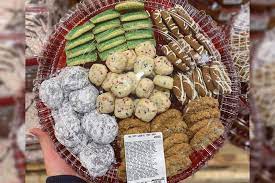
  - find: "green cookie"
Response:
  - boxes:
[123,19,152,31]
[127,39,156,49]
[93,18,121,34]
[125,29,153,40]
[67,52,98,66]
[95,28,125,43]
[65,32,94,50]
[97,35,126,52]
[65,22,95,40]
[115,1,144,11]
[120,11,149,22]
[99,43,128,61]
[91,9,120,24]
[66,43,96,59]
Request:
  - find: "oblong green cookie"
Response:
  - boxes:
[91,9,120,24]
[66,22,95,40]
[65,32,94,50]
[97,35,126,52]
[125,29,153,40]
[66,43,96,59]
[123,19,152,31]
[120,11,149,22]
[115,1,144,11]
[99,43,128,61]
[93,18,121,34]
[127,39,156,49]
[95,28,125,43]
[67,52,98,66]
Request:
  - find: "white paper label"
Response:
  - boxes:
[124,132,167,183]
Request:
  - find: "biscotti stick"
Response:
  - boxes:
[168,41,194,68]
[169,9,192,35]
[152,10,169,34]
[161,45,189,72]
[184,34,208,55]
[178,38,200,65]
[201,65,215,93]
[161,10,183,39]
[191,67,209,97]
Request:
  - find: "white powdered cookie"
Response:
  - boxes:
[154,56,173,75]
[134,55,155,77]
[114,97,134,119]
[106,52,127,73]
[135,98,158,122]
[111,74,133,97]
[89,64,108,86]
[82,111,118,144]
[96,92,115,114]
[125,72,140,94]
[102,72,119,91]
[153,75,174,89]
[124,50,137,71]
[69,85,99,113]
[152,86,171,98]
[39,77,64,109]
[135,41,156,58]
[136,78,154,98]
[149,91,171,113]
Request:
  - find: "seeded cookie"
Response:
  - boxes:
[189,118,220,134]
[135,98,158,122]
[136,78,154,98]
[96,92,115,114]
[123,50,137,71]
[190,120,224,151]
[120,11,150,22]
[135,41,156,58]
[153,75,174,89]
[88,64,108,86]
[184,108,220,127]
[134,55,155,77]
[163,133,189,150]
[95,28,125,43]
[115,1,144,11]
[165,143,193,157]
[149,91,171,113]
[66,22,95,40]
[91,9,120,24]
[99,43,128,61]
[114,97,134,119]
[119,118,150,134]
[106,51,128,73]
[185,96,219,115]
[166,155,192,177]
[93,19,121,35]
[154,56,174,76]
[102,72,119,92]
[117,161,126,182]
[161,45,190,72]
[111,74,133,97]
[123,19,152,31]
[65,32,94,50]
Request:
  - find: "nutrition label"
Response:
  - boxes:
[124,132,167,183]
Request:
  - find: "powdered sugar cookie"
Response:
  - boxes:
[96,92,115,114]
[149,91,171,113]
[154,56,174,75]
[135,99,158,122]
[114,97,134,119]
[102,72,119,92]
[123,50,137,71]
[135,41,156,58]
[153,75,174,89]
[136,78,154,98]
[106,52,127,73]
[89,64,108,86]
[134,55,155,77]
[111,74,133,97]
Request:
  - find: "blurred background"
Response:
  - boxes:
[0,0,275,182]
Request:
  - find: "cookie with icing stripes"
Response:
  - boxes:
[161,10,183,39]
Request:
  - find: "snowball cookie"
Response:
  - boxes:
[89,64,108,86]
[102,72,119,91]
[154,56,173,75]
[125,72,140,94]
[114,97,134,119]
[153,75,174,89]
[82,111,118,144]
[106,52,127,73]
[149,91,171,113]
[96,92,115,114]
[39,77,64,109]
[136,78,154,98]
[134,55,155,77]
[133,99,140,111]
[54,115,88,155]
[69,85,99,113]
[135,99,158,122]
[60,66,89,91]
[123,50,137,71]
[152,86,171,98]
[79,142,115,177]
[135,41,156,58]
[111,74,133,98]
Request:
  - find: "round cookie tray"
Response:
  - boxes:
[34,0,240,182]
[250,28,275,182]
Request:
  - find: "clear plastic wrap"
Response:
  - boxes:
[34,0,240,182]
